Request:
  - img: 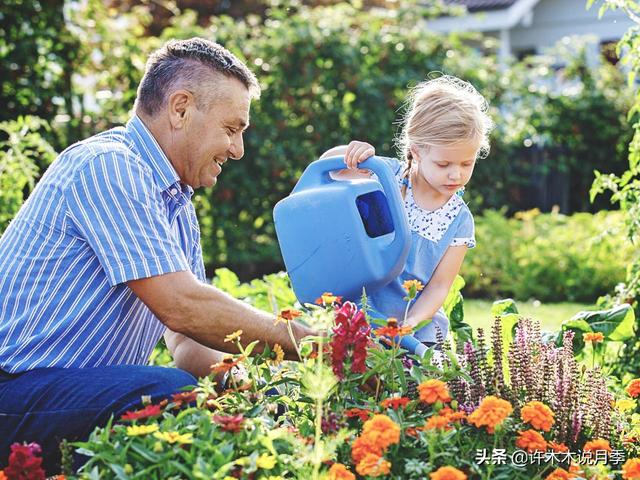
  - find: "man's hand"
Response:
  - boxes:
[128,271,316,360]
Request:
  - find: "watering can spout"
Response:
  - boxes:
[273,155,410,305]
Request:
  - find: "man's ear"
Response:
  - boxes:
[167,89,194,129]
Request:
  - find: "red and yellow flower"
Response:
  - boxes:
[380,396,410,410]
[374,318,413,338]
[120,404,162,422]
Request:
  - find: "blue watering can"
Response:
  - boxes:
[273,156,411,306]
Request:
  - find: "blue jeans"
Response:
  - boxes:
[0,365,196,475]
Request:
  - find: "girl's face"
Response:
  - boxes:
[411,140,479,199]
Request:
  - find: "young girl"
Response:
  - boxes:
[320,75,493,348]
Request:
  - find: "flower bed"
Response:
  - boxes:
[3,282,640,480]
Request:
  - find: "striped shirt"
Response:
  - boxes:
[0,115,206,373]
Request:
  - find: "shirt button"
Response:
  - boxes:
[170,188,178,195]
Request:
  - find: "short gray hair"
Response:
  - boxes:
[135,38,260,116]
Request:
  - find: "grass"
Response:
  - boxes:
[462,298,595,333]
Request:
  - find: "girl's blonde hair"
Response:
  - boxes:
[395,75,493,195]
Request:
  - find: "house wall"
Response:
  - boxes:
[509,0,633,56]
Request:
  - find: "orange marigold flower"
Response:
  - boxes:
[418,379,452,404]
[425,414,452,431]
[355,453,391,478]
[361,414,401,451]
[315,292,342,306]
[622,458,640,480]
[568,464,583,476]
[521,401,555,432]
[0,471,7,480]
[351,435,383,464]
[516,429,547,452]
[429,466,468,480]
[583,332,604,343]
[583,438,612,453]
[344,408,372,421]
[405,426,422,437]
[545,468,573,480]
[328,463,356,480]
[275,309,302,324]
[627,379,640,398]
[375,318,414,338]
[467,396,513,434]
[380,397,410,410]
[210,355,243,375]
[548,441,569,453]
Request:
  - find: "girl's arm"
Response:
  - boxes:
[404,245,468,328]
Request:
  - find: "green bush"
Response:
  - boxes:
[462,209,635,302]
[0,116,57,234]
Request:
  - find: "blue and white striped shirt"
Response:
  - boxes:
[0,116,206,373]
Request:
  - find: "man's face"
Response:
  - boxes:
[177,77,251,188]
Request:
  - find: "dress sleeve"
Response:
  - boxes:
[450,207,476,248]
[64,150,190,287]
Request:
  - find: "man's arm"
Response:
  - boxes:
[128,271,312,361]
[164,329,225,378]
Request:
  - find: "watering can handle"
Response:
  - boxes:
[292,156,410,269]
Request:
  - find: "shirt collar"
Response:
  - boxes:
[126,115,181,192]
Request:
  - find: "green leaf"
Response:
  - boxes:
[569,304,636,341]
[491,298,519,316]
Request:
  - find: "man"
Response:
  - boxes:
[0,38,314,473]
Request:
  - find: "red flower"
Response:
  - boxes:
[344,408,372,421]
[212,414,245,433]
[4,443,45,480]
[374,318,413,339]
[380,397,410,410]
[330,302,370,379]
[120,403,162,421]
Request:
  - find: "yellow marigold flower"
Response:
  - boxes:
[126,424,159,436]
[545,468,573,480]
[269,343,285,366]
[520,401,555,432]
[627,379,640,398]
[583,332,605,343]
[153,431,193,445]
[355,453,391,477]
[360,414,401,452]
[328,463,356,480]
[315,292,342,306]
[467,396,513,434]
[256,453,277,470]
[402,279,424,299]
[622,458,640,479]
[583,438,611,453]
[418,379,452,404]
[515,429,547,452]
[429,466,468,480]
[616,399,637,412]
[224,330,243,343]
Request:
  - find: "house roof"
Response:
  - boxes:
[445,0,517,12]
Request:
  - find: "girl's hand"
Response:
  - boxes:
[344,140,375,170]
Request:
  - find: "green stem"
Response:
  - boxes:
[286,321,303,362]
[312,334,325,480]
